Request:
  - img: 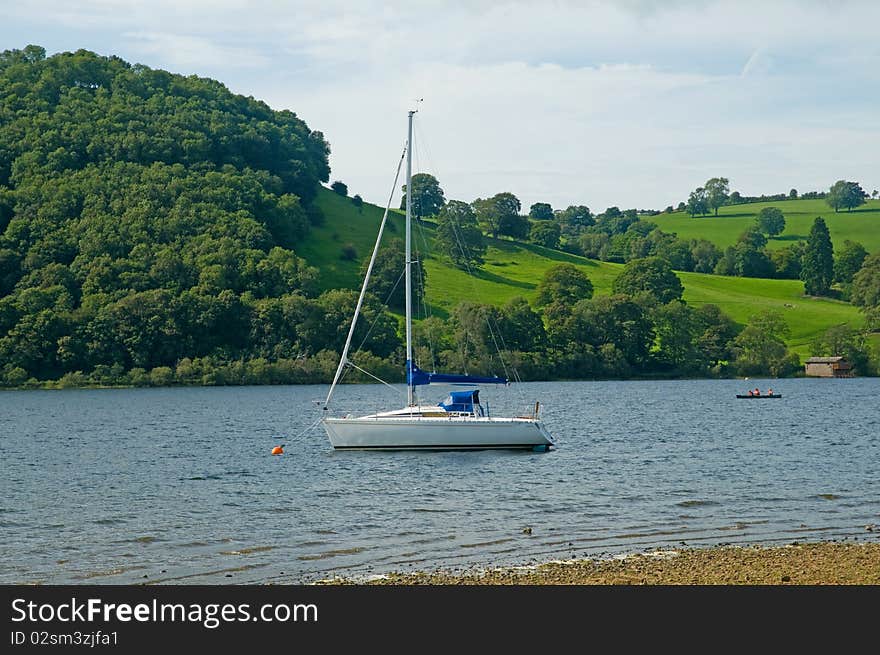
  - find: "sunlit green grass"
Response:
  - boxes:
[677,272,863,356]
[306,187,868,358]
[650,198,880,253]
[301,187,406,289]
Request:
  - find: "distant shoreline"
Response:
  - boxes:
[319,540,880,585]
[6,372,870,392]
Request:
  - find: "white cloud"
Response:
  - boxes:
[124,32,269,71]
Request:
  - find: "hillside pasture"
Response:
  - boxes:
[650,198,880,253]
[307,188,866,358]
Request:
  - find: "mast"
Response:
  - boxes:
[405,110,415,406]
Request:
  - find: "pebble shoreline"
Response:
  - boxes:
[321,541,880,585]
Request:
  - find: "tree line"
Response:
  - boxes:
[683,177,872,216]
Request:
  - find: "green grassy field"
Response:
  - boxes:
[300,189,407,289]
[309,187,869,359]
[650,198,880,253]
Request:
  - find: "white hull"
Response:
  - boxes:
[323,415,554,451]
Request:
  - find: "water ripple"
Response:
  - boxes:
[2,378,879,584]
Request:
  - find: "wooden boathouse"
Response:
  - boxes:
[804,356,854,378]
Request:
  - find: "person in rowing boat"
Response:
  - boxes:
[767,388,773,396]
[754,387,761,396]
[747,389,754,396]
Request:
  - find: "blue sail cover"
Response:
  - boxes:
[407,361,507,387]
[439,390,481,413]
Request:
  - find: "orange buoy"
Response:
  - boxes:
[271,445,284,455]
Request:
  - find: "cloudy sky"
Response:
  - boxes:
[3,0,878,211]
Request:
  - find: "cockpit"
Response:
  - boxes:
[438,389,484,416]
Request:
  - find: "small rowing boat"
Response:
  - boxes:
[736,394,782,399]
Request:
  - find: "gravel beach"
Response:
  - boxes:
[322,541,880,585]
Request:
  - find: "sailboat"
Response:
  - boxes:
[321,110,555,451]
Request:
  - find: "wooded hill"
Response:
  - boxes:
[0,47,877,388]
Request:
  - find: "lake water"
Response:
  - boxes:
[2,378,878,584]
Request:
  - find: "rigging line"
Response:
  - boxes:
[417,118,524,403]
[446,209,511,382]
[345,361,405,397]
[489,320,523,384]
[289,413,326,442]
[414,121,438,185]
[351,267,406,357]
[412,213,437,371]
[416,253,437,373]
[440,198,524,391]
[417,116,515,383]
[445,211,531,410]
[408,120,441,375]
[324,144,406,410]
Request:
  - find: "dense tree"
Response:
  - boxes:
[612,257,684,304]
[627,220,658,237]
[770,242,806,279]
[648,231,693,271]
[826,180,867,213]
[472,192,521,239]
[649,301,738,374]
[594,207,639,235]
[435,200,486,269]
[801,217,834,295]
[577,295,655,368]
[557,205,594,237]
[650,301,703,374]
[833,240,868,285]
[731,310,800,377]
[713,247,736,276]
[331,181,348,196]
[316,289,401,359]
[352,194,363,212]
[789,188,798,199]
[447,302,506,372]
[704,177,730,216]
[578,232,609,259]
[602,206,623,220]
[400,173,444,219]
[498,296,546,352]
[690,239,722,273]
[693,303,741,367]
[528,202,554,220]
[850,253,880,309]
[0,248,20,295]
[755,207,785,237]
[529,221,561,249]
[534,263,594,308]
[711,227,774,279]
[498,212,530,240]
[738,226,768,251]
[687,187,709,217]
[732,242,774,278]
